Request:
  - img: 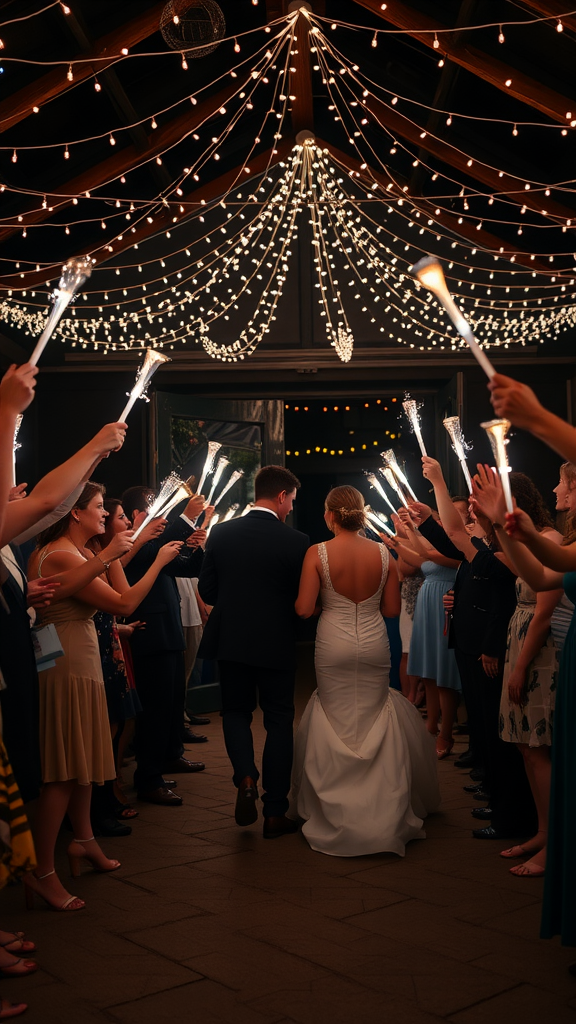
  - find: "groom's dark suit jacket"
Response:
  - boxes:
[198,510,309,670]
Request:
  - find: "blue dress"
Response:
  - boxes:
[407,561,461,690]
[541,572,576,946]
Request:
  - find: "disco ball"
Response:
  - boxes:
[160,0,226,60]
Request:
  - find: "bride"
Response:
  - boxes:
[291,485,440,857]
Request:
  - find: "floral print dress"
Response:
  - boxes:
[499,578,558,746]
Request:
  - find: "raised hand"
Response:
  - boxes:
[488,373,543,430]
[101,530,134,563]
[421,456,444,486]
[185,493,205,522]
[504,507,538,544]
[0,363,38,413]
[92,422,127,457]
[187,529,207,549]
[8,483,27,501]
[396,506,417,531]
[137,517,167,543]
[471,463,506,524]
[156,540,183,565]
[406,501,432,526]
[26,576,60,609]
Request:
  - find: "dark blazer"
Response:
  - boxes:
[198,510,309,669]
[125,517,203,656]
[419,518,516,658]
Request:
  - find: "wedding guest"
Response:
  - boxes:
[25,483,182,912]
[121,485,207,806]
[472,465,563,877]
[198,466,309,837]
[411,461,537,842]
[390,511,461,758]
[387,514,424,705]
[0,363,37,543]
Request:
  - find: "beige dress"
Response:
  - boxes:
[36,549,115,785]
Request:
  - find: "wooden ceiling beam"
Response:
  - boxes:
[0,3,166,134]
[0,136,296,291]
[363,94,576,223]
[316,138,557,275]
[289,6,315,134]
[352,0,574,124]
[0,80,240,243]
[513,0,576,34]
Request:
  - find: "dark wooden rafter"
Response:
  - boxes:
[0,80,241,244]
[0,3,166,134]
[288,5,315,134]
[317,137,557,275]
[352,0,574,124]
[515,0,576,34]
[0,135,296,291]
[363,94,576,223]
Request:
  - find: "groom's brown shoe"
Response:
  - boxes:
[235,777,258,826]
[263,815,299,839]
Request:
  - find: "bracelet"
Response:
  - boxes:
[96,554,111,570]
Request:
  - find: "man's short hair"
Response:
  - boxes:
[121,484,155,516]
[254,465,301,500]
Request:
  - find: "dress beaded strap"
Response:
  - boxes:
[378,542,389,590]
[318,543,333,591]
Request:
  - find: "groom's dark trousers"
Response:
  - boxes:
[198,509,309,818]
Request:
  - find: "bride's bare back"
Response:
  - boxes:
[296,533,400,618]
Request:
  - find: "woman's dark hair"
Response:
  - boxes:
[325,485,365,532]
[37,481,105,548]
[509,472,553,531]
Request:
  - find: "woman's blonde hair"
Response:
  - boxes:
[325,485,365,532]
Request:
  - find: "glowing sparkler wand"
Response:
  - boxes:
[222,504,240,522]
[131,472,183,540]
[241,503,254,516]
[197,441,222,494]
[119,350,170,422]
[380,466,409,509]
[213,469,244,509]
[481,418,514,513]
[206,512,220,535]
[402,397,427,456]
[206,457,230,505]
[409,257,495,379]
[443,416,473,493]
[29,257,94,366]
[365,505,394,537]
[12,414,22,486]
[366,472,398,515]
[381,449,418,502]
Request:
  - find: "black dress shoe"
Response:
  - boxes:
[182,728,208,743]
[92,817,132,837]
[235,776,258,826]
[164,757,205,774]
[187,715,211,726]
[263,815,299,839]
[471,807,493,820]
[469,769,485,782]
[463,783,484,793]
[472,825,521,840]
[138,787,182,806]
[473,790,490,802]
[455,754,476,769]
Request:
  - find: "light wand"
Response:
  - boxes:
[29,257,94,366]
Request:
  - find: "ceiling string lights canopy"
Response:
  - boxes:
[0,2,574,362]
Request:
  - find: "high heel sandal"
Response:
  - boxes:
[436,738,454,760]
[23,871,85,912]
[67,837,120,879]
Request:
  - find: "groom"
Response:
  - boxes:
[198,466,309,838]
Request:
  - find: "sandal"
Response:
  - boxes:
[0,959,37,979]
[509,860,546,878]
[115,802,138,821]
[436,738,454,760]
[500,829,547,859]
[0,935,35,955]
[0,997,27,1019]
[67,837,120,878]
[23,870,85,912]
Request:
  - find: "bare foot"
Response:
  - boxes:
[500,831,546,859]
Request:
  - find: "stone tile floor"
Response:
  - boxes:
[3,653,575,1023]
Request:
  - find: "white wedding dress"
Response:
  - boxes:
[291,542,440,857]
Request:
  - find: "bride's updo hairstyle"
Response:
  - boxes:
[325,485,366,532]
